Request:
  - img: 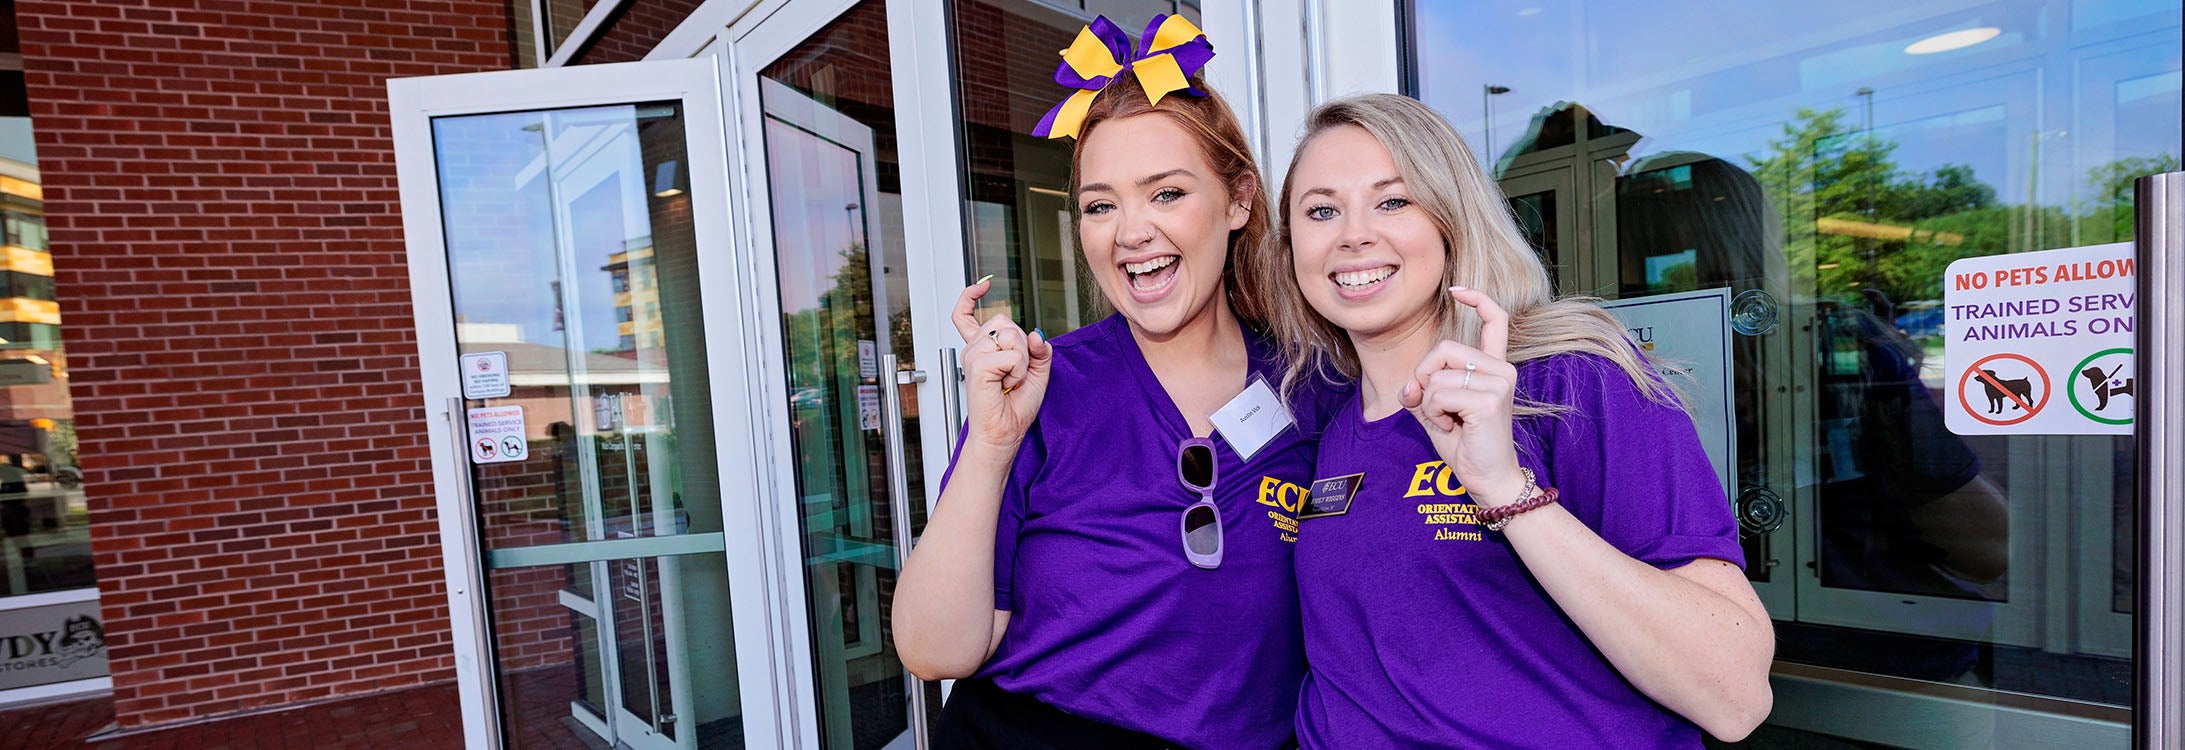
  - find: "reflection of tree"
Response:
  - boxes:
[2085,154,2183,242]
[1746,107,2173,307]
[782,242,914,391]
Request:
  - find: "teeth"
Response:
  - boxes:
[1124,256,1177,275]
[1334,266,1395,288]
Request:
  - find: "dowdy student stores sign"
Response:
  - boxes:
[1944,242,2136,436]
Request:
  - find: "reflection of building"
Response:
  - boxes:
[603,238,662,353]
[0,158,55,351]
[0,157,68,467]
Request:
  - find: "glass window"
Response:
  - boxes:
[0,113,98,694]
[2,210,43,251]
[1410,1,2178,745]
[572,0,707,65]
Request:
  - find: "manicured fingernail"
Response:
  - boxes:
[976,274,995,285]
[1450,285,1467,292]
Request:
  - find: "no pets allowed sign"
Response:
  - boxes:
[1943,243,2135,436]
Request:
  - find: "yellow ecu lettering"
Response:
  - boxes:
[1279,481,1305,513]
[1436,464,1466,497]
[1404,461,1444,498]
[1257,476,1283,509]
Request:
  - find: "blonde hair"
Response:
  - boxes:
[1072,72,1274,330]
[1263,93,1677,414]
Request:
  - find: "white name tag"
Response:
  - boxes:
[1210,376,1295,462]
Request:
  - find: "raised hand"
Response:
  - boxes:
[951,277,1054,454]
[1399,286,1527,508]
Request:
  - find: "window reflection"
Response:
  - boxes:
[0,126,89,604]
[1412,0,2177,737]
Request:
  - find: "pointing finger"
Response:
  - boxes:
[1450,286,1511,362]
[950,275,997,342]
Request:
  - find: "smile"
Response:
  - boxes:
[1123,255,1182,297]
[1333,265,1396,289]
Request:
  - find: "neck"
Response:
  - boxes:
[1133,295,1246,376]
[1352,310,1442,420]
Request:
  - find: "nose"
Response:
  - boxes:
[1116,205,1155,250]
[1336,214,1374,252]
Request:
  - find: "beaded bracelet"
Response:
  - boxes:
[1480,486,1559,531]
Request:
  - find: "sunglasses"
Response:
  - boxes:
[1178,437,1222,569]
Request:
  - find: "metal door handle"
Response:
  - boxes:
[939,347,964,454]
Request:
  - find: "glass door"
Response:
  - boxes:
[392,58,786,749]
[722,1,950,747]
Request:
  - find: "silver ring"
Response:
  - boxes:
[1462,370,1475,389]
[1465,361,1478,372]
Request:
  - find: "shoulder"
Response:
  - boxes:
[1042,314,1125,381]
[1515,350,1672,416]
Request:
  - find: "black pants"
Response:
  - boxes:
[932,677,1175,750]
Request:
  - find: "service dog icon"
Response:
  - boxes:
[2078,364,2135,411]
[2068,348,2136,428]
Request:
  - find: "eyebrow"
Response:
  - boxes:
[1078,168,1198,196]
[1297,176,1404,201]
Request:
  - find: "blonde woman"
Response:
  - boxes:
[1265,94,1774,747]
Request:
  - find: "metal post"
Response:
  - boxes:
[2135,171,2184,749]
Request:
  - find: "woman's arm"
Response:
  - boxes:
[895,442,1017,680]
[893,280,1050,681]
[1405,287,1772,740]
[1484,496,1774,741]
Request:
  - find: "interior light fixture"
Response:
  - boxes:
[1905,27,2000,55]
[653,160,684,198]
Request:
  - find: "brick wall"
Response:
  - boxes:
[14,0,509,728]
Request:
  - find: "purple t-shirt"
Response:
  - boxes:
[1295,352,1744,749]
[943,314,1333,750]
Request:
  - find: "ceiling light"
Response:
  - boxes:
[1905,27,2000,55]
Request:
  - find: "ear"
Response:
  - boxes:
[1226,173,1257,232]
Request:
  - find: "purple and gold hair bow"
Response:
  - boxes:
[1030,14,1216,140]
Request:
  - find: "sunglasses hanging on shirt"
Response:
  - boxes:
[1178,437,1222,569]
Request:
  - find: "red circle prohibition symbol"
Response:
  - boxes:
[1956,352,2050,426]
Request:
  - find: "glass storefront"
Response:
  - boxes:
[0,109,102,699]
[1409,0,2178,745]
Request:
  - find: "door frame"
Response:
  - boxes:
[389,56,790,749]
[688,0,974,746]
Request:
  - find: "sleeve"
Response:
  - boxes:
[932,422,1046,610]
[1537,355,1746,571]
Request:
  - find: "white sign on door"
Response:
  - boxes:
[460,351,511,399]
[466,405,528,464]
[1603,288,1736,499]
[857,385,882,432]
[858,340,878,379]
[1944,242,2135,436]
